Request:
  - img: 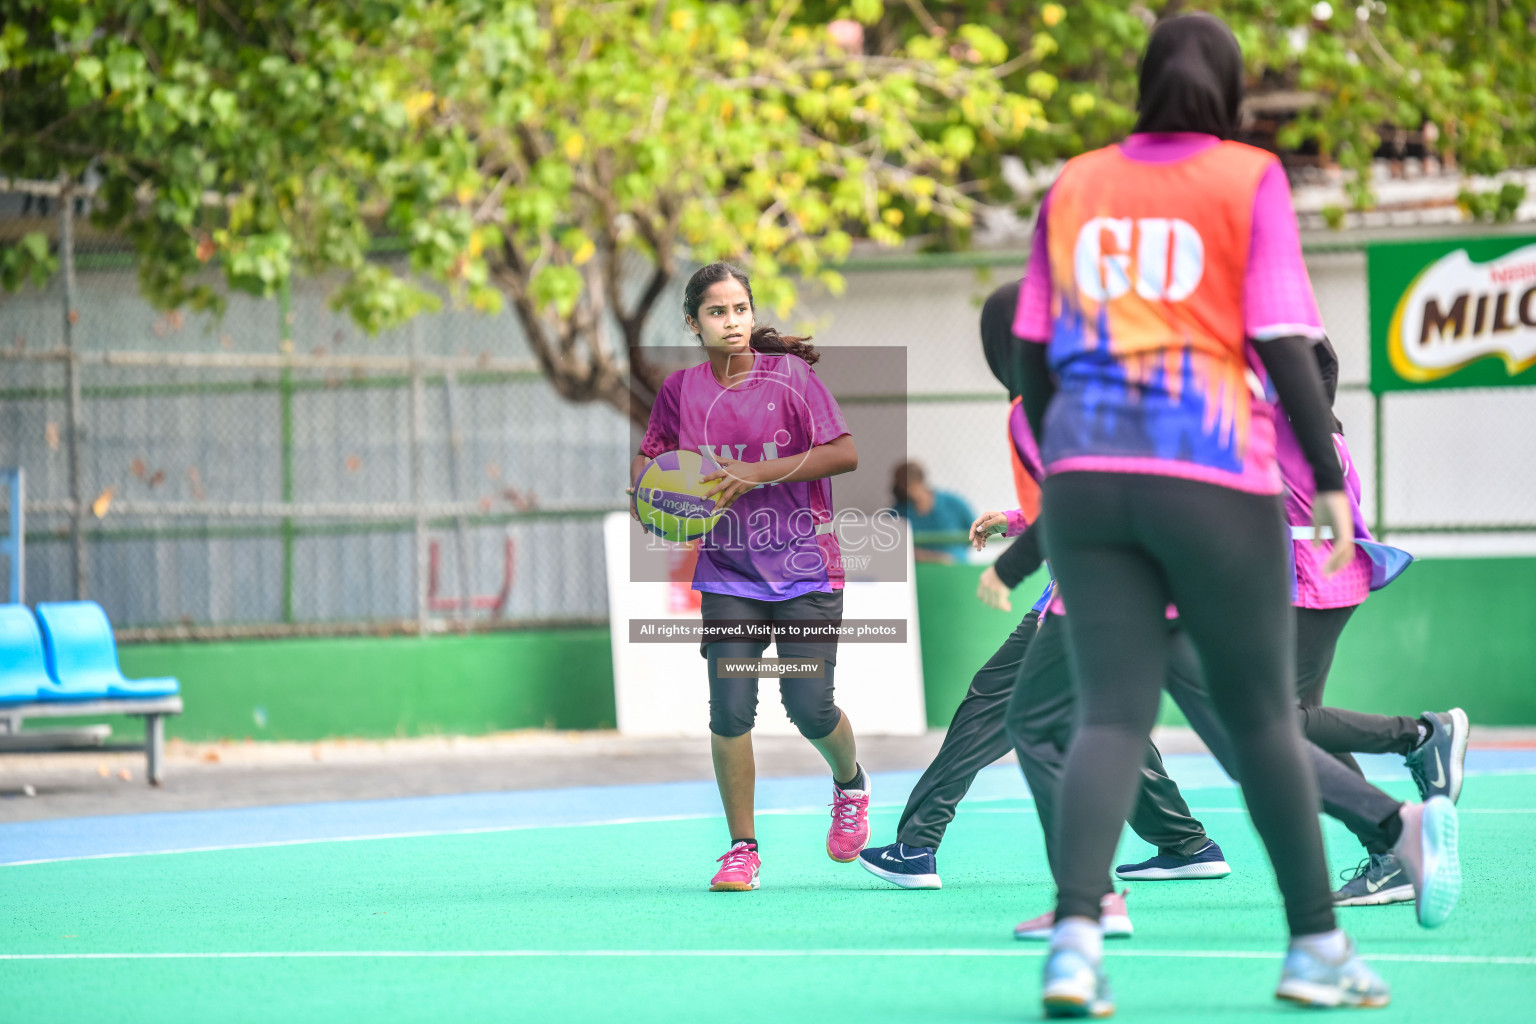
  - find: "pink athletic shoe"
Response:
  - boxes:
[710,841,761,892]
[827,778,871,862]
[1013,889,1134,940]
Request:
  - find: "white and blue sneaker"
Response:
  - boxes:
[1392,796,1461,928]
[857,842,940,889]
[1115,840,1231,880]
[1406,708,1469,804]
[1042,948,1114,1018]
[1275,937,1391,1008]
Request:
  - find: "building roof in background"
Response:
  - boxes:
[973,152,1536,252]
[1290,163,1536,233]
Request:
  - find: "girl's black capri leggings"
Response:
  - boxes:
[1042,471,1336,938]
[700,590,843,740]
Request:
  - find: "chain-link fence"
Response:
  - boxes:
[0,185,635,638]
[801,250,1536,551]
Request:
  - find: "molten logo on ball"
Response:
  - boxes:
[633,449,724,543]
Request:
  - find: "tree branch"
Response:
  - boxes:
[901,0,942,36]
[991,51,1033,79]
[767,0,802,49]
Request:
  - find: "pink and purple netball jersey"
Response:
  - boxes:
[640,353,850,600]
[1013,133,1326,495]
[1275,415,1374,608]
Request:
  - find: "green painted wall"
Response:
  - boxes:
[914,563,1053,727]
[917,557,1536,729]
[1323,558,1536,723]
[24,557,1535,743]
[38,628,616,743]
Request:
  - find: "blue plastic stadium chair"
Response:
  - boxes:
[35,601,179,699]
[0,604,76,703]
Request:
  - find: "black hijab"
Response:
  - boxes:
[981,281,1025,401]
[1135,13,1245,138]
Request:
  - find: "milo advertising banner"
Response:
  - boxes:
[1370,234,1536,392]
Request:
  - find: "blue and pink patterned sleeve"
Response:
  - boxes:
[1244,162,1325,341]
[1012,188,1055,343]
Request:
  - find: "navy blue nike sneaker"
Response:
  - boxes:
[1406,708,1469,804]
[1115,839,1231,881]
[858,842,940,889]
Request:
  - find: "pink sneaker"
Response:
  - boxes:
[1013,889,1134,940]
[1013,908,1056,941]
[709,841,760,892]
[827,778,871,862]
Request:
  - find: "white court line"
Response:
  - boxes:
[1184,808,1536,814]
[0,813,720,869]
[0,806,880,869]
[6,766,1533,869]
[6,803,1534,867]
[967,807,1536,815]
[0,949,1531,966]
[0,803,957,868]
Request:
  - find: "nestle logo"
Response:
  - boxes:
[1390,243,1536,384]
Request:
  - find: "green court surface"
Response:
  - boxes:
[4,772,1534,1023]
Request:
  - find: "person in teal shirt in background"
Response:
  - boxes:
[891,461,976,564]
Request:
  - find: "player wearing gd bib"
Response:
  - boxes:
[632,262,868,892]
[1012,13,1411,1016]
[857,281,1227,909]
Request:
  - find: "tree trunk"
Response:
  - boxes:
[491,244,671,430]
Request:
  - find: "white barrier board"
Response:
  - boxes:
[604,512,926,737]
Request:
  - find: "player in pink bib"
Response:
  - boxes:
[633,263,869,892]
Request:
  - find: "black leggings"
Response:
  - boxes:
[706,645,841,739]
[702,591,843,739]
[1160,627,1407,859]
[1005,612,1213,880]
[1043,472,1335,938]
[1295,605,1422,776]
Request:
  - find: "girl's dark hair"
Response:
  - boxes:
[683,262,819,364]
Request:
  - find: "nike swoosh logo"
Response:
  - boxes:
[1365,871,1402,893]
[1429,748,1446,790]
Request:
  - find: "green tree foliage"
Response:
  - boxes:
[834,0,1536,209]
[3,1,1534,420]
[0,0,1044,419]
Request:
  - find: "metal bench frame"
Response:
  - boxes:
[0,697,184,785]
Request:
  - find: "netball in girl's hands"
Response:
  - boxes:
[699,454,764,512]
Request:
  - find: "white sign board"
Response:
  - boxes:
[604,512,927,737]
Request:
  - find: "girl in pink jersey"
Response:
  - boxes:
[631,262,868,892]
[1273,341,1469,906]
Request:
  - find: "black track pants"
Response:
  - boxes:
[1042,472,1336,938]
[895,612,1039,848]
[1160,629,1406,858]
[894,610,1210,859]
[1005,612,1211,877]
[1294,605,1422,776]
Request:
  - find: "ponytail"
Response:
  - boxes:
[750,325,819,365]
[684,261,819,364]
